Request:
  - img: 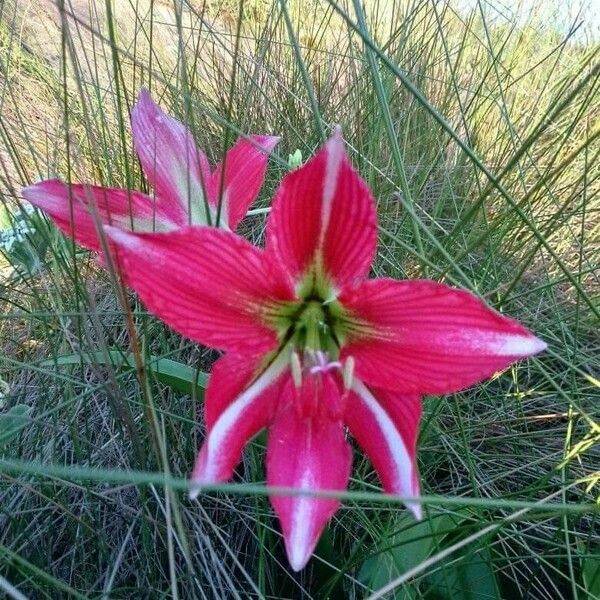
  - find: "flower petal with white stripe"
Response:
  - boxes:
[265,127,377,296]
[345,380,422,519]
[191,353,288,494]
[22,180,179,253]
[340,278,547,394]
[104,226,294,353]
[267,379,352,571]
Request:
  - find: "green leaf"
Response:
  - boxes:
[583,555,600,597]
[41,352,207,398]
[427,545,500,600]
[0,404,32,448]
[359,509,465,599]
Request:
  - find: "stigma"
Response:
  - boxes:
[289,349,354,391]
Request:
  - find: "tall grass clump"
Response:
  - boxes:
[0,0,598,597]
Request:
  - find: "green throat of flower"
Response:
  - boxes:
[293,299,340,355]
[270,269,352,361]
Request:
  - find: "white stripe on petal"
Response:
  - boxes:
[445,330,548,357]
[319,127,344,247]
[352,379,421,519]
[197,354,289,486]
[104,225,143,250]
[487,333,547,356]
[288,471,316,571]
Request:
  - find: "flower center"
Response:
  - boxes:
[267,277,355,401]
[272,295,348,360]
[289,349,353,420]
[296,300,333,351]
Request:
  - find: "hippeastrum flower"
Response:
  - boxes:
[22,88,279,253]
[103,129,546,571]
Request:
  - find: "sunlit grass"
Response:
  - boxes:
[0,0,598,597]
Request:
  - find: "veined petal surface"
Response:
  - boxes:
[340,279,547,394]
[267,376,352,571]
[22,180,177,252]
[211,135,280,229]
[204,352,263,429]
[191,353,287,491]
[266,129,377,294]
[105,226,294,353]
[345,381,422,518]
[131,88,213,226]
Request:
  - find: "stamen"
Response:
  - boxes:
[290,352,303,388]
[342,356,355,390]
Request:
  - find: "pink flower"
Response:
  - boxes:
[105,130,543,571]
[22,89,279,252]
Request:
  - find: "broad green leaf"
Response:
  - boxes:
[41,352,207,398]
[0,404,32,448]
[359,509,466,599]
[583,555,600,597]
[427,545,500,600]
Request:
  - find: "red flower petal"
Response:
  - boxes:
[345,381,422,518]
[267,376,352,571]
[340,279,547,394]
[104,225,294,353]
[211,135,280,230]
[22,180,178,253]
[203,352,261,429]
[190,354,287,492]
[266,129,377,293]
[131,89,213,226]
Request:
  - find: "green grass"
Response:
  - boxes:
[0,0,598,598]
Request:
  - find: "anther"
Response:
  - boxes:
[342,356,355,390]
[290,351,303,388]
